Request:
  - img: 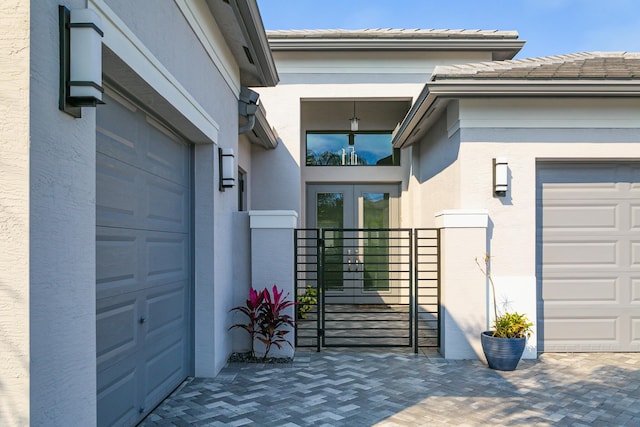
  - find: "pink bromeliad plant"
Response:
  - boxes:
[229,285,297,360]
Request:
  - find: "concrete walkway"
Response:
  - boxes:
[141,351,640,426]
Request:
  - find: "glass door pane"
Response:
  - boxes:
[362,193,390,291]
[317,192,345,292]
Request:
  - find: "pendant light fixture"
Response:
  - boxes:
[350,101,359,132]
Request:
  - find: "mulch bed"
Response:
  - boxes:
[228,351,293,364]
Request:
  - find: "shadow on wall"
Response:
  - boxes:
[412,113,461,184]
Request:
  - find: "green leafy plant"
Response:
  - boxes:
[229,285,297,360]
[297,285,318,319]
[476,254,533,339]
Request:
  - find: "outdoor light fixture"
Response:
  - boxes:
[59,6,104,118]
[350,101,359,132]
[493,157,509,197]
[219,147,236,191]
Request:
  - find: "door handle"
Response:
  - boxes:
[354,249,360,272]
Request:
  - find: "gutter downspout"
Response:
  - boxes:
[239,86,259,134]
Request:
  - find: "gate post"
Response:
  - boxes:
[435,209,488,360]
[248,210,298,358]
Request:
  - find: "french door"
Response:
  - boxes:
[306,184,400,304]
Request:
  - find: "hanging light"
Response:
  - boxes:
[350,101,359,132]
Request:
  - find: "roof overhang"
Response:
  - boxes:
[246,103,279,149]
[393,80,640,148]
[268,38,525,61]
[206,0,279,87]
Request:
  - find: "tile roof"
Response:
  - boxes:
[432,52,640,80]
[267,28,520,40]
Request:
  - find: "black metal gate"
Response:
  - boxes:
[294,228,440,353]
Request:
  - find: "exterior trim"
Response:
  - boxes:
[250,103,279,149]
[462,127,640,143]
[393,80,640,148]
[175,0,241,95]
[269,39,524,59]
[435,209,489,228]
[89,0,220,144]
[249,210,298,229]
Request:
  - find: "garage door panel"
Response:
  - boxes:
[146,284,187,338]
[145,175,189,232]
[143,339,185,411]
[542,204,617,230]
[543,316,618,342]
[537,162,640,352]
[96,107,140,165]
[632,205,640,230]
[96,295,139,366]
[97,153,138,227]
[96,231,137,295]
[542,277,618,303]
[633,318,640,342]
[144,118,189,185]
[96,359,139,427]
[146,235,189,283]
[633,279,640,302]
[542,241,618,266]
[98,154,189,233]
[632,242,640,266]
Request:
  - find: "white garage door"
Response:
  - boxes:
[96,93,192,426]
[537,162,640,352]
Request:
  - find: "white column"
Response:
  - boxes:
[248,210,298,358]
[435,209,489,360]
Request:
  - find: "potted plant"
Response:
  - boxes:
[476,255,533,371]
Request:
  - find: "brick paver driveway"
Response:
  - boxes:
[141,351,640,426]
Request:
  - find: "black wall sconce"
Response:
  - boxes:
[219,147,236,191]
[59,6,104,118]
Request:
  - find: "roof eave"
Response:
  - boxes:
[269,39,525,60]
[392,80,640,148]
[248,103,279,149]
[208,0,279,87]
[234,0,279,86]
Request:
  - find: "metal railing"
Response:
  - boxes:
[294,228,440,353]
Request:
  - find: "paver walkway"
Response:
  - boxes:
[141,351,640,426]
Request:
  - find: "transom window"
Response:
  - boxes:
[306,132,400,166]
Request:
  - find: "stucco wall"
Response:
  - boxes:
[29,1,98,425]
[457,97,640,277]
[0,1,30,425]
[410,105,462,228]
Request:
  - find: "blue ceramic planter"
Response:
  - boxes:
[480,331,526,371]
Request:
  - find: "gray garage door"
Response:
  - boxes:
[537,162,640,352]
[96,93,192,426]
